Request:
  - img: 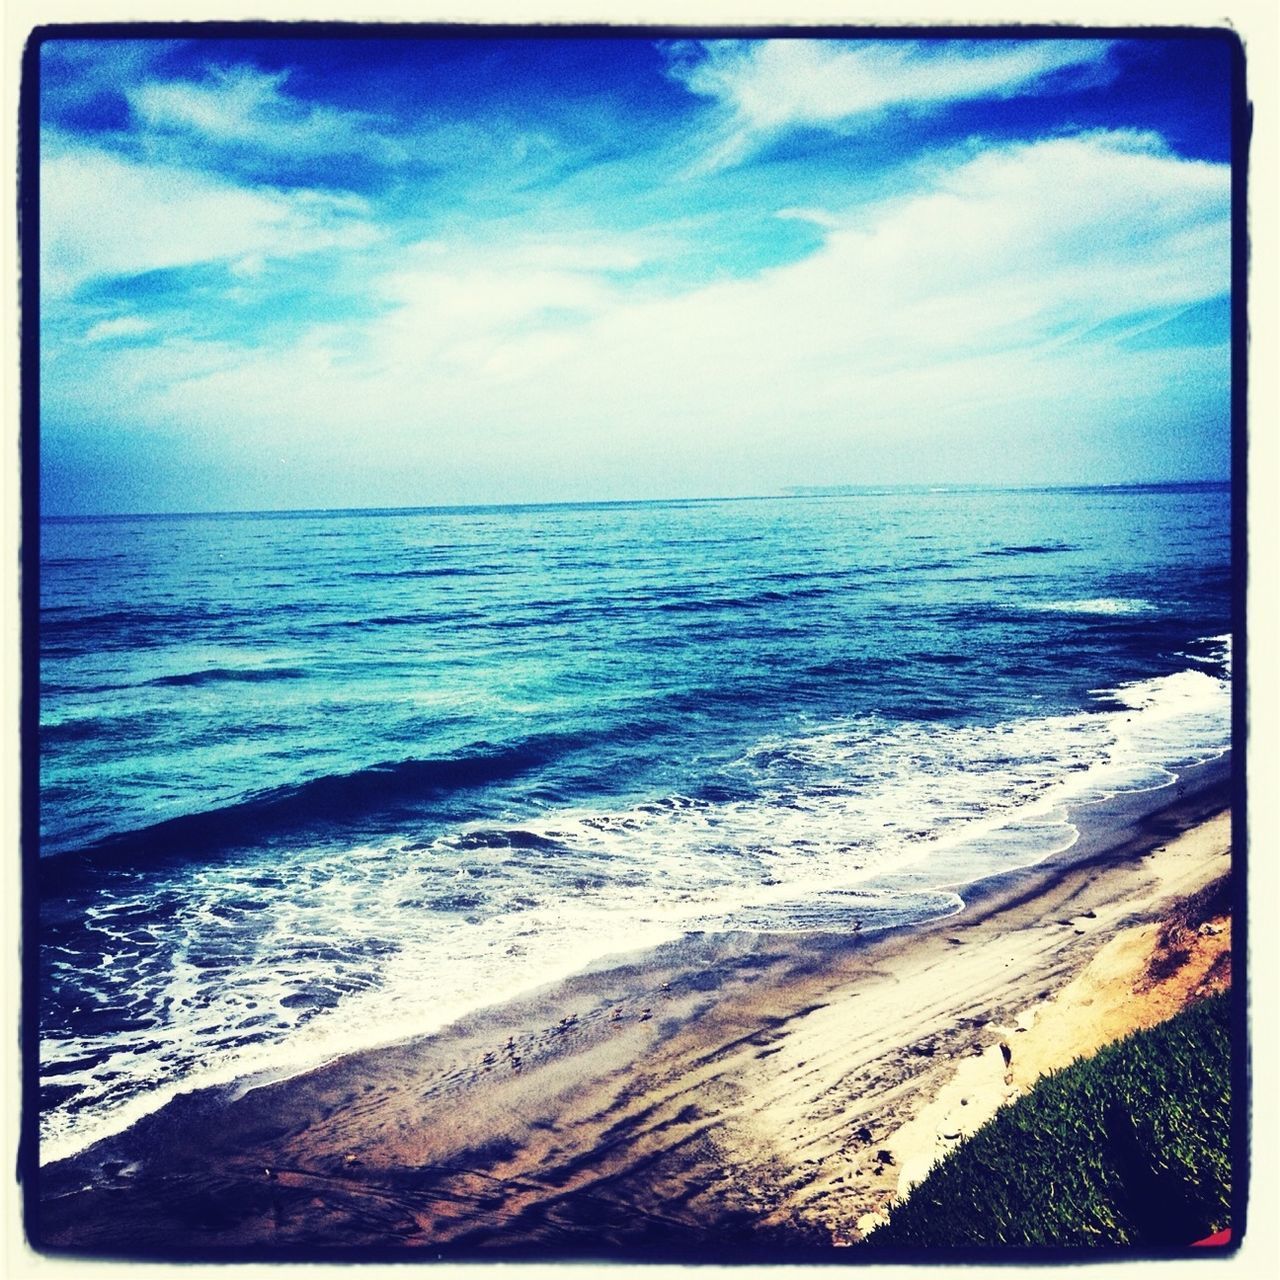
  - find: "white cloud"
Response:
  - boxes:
[127,65,402,162]
[40,135,378,294]
[492,130,1229,415]
[491,236,648,274]
[130,66,286,138]
[54,130,1230,498]
[775,206,843,230]
[668,39,1116,170]
[357,231,658,380]
[84,316,154,343]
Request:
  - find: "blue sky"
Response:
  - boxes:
[37,32,1235,514]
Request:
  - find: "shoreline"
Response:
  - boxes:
[32,753,1234,1259]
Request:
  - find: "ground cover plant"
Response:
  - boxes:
[865,992,1232,1248]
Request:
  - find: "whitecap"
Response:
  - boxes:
[1027,597,1158,615]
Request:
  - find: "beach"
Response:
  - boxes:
[33,753,1234,1260]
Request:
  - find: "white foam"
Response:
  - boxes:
[1028,597,1158,615]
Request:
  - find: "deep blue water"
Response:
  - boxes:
[37,485,1233,1159]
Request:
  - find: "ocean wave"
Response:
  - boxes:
[978,543,1078,557]
[654,585,832,613]
[39,736,576,875]
[147,666,310,688]
[1027,597,1158,615]
[349,565,503,580]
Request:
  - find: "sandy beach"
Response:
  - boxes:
[32,754,1235,1260]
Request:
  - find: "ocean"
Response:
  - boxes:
[36,484,1233,1162]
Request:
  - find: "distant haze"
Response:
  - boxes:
[37,33,1234,516]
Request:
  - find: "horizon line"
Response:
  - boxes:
[38,478,1232,522]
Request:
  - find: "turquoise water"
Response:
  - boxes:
[38,484,1233,1159]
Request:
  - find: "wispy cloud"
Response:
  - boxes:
[83,315,154,343]
[346,230,660,383]
[127,65,404,162]
[41,134,379,296]
[666,39,1117,170]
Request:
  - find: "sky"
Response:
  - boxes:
[36,31,1236,515]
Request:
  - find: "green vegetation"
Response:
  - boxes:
[865,992,1233,1248]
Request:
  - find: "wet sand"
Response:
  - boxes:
[31,755,1234,1261]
